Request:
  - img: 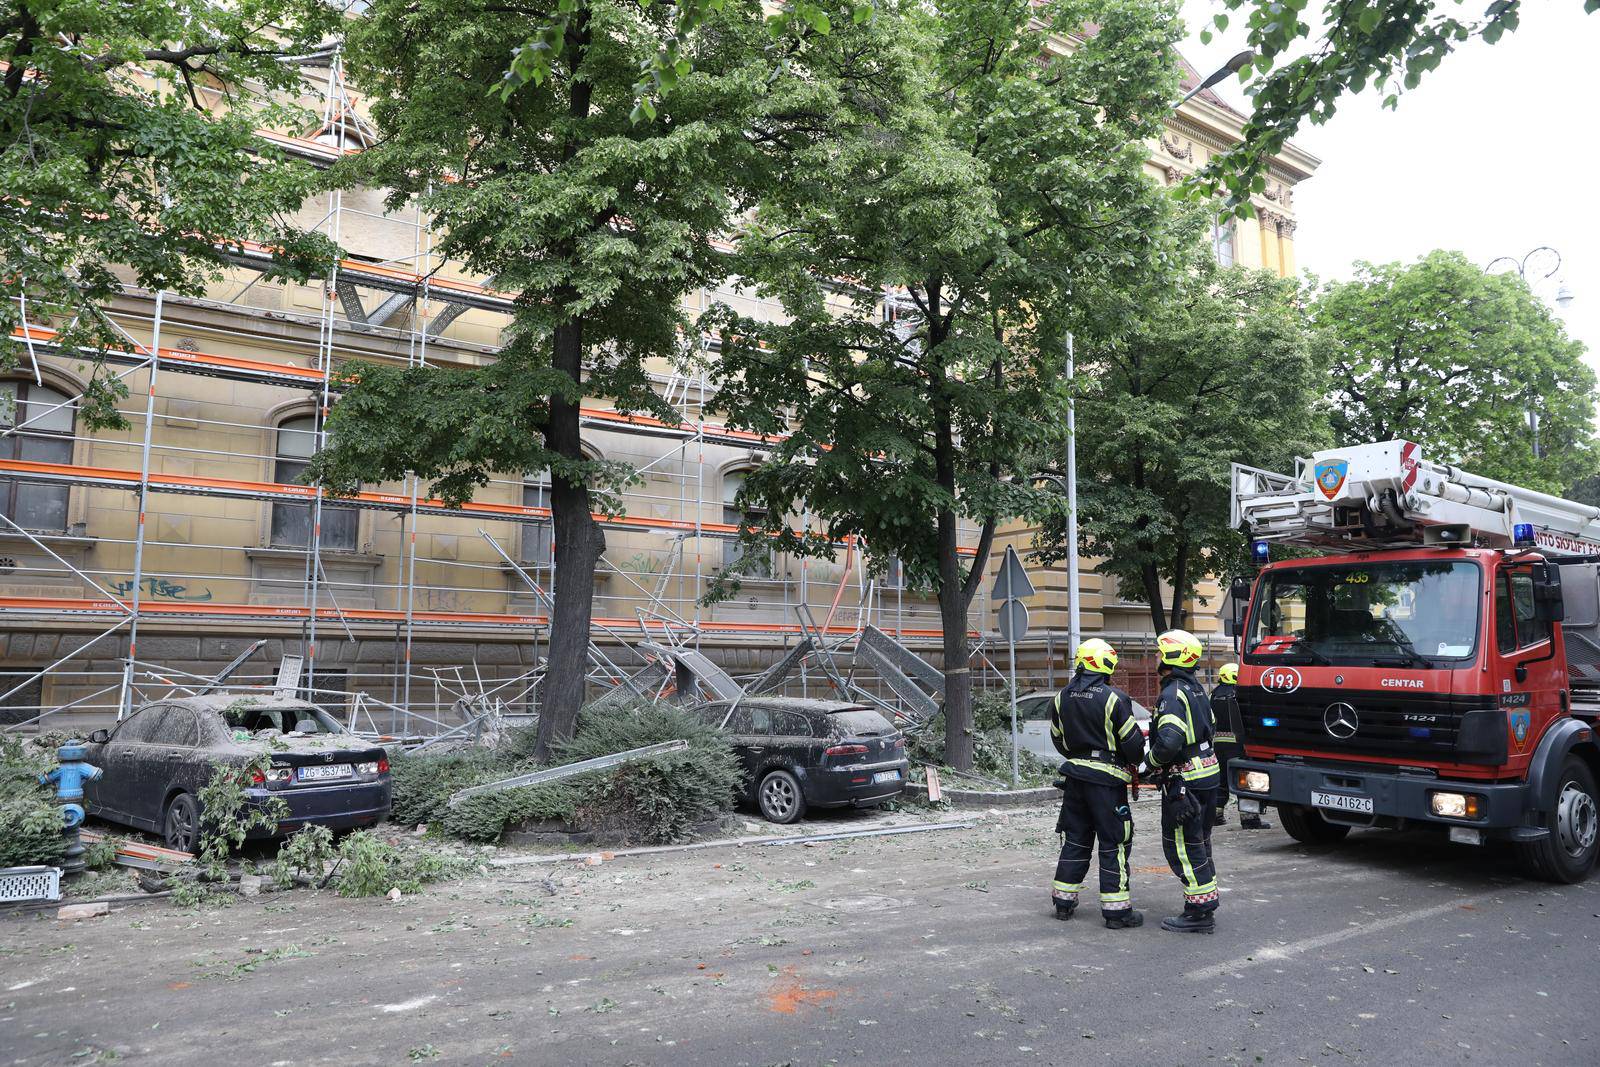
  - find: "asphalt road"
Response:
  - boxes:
[3,802,1597,1066]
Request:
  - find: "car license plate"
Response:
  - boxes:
[872,770,902,785]
[1311,790,1373,815]
[298,764,351,782]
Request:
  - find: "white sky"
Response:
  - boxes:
[1179,1,1600,370]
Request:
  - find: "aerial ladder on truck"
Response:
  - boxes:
[1224,439,1600,882]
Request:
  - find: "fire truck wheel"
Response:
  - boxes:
[1517,756,1600,884]
[1277,803,1352,846]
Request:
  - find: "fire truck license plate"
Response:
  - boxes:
[1311,790,1373,815]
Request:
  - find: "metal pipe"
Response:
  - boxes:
[117,290,164,718]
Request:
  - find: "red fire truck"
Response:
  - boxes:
[1227,440,1600,882]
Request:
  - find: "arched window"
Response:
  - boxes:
[271,414,357,551]
[520,473,553,576]
[722,469,771,577]
[0,381,75,532]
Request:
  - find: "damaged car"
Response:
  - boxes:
[83,693,392,852]
[691,698,909,823]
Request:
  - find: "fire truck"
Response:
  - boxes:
[1226,440,1600,882]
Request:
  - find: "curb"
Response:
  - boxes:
[940,786,1058,809]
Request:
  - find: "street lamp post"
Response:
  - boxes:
[1486,247,1577,460]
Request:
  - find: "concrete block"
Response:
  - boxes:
[57,902,110,921]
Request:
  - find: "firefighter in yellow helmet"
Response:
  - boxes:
[1211,662,1269,830]
[1148,629,1222,933]
[1048,638,1148,929]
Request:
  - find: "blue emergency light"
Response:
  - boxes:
[1261,717,1280,728]
[1251,540,1271,565]
[1513,523,1536,547]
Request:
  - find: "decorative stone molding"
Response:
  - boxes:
[1159,133,1193,162]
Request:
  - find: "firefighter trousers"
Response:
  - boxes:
[1052,776,1134,914]
[1214,741,1242,812]
[1162,783,1220,911]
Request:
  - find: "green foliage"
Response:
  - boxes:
[271,825,335,890]
[1311,250,1596,494]
[1190,1,1596,208]
[1037,253,1327,632]
[564,702,744,844]
[705,0,1187,769]
[331,830,474,898]
[0,736,65,867]
[1,0,340,425]
[196,757,288,882]
[389,701,742,846]
[903,697,1055,787]
[82,837,120,873]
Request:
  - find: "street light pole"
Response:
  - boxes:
[1486,246,1575,461]
[1065,333,1080,661]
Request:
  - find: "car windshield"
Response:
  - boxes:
[827,709,894,737]
[220,702,343,736]
[1247,560,1481,667]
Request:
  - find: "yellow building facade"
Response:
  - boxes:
[0,52,1317,729]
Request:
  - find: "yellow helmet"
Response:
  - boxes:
[1156,629,1203,670]
[1218,662,1239,685]
[1074,638,1118,676]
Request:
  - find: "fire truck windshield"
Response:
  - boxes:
[1246,560,1482,668]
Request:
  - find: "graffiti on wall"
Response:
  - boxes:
[105,578,213,602]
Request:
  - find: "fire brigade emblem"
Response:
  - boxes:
[1314,459,1349,500]
[1510,710,1531,752]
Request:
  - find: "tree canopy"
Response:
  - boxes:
[1195,0,1599,205]
[309,0,864,757]
[1037,251,1327,634]
[706,0,1186,768]
[1,0,339,425]
[1312,250,1596,493]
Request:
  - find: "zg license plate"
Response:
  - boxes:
[298,764,351,782]
[872,770,902,785]
[1311,790,1373,815]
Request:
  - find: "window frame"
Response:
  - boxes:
[721,468,772,578]
[269,413,358,552]
[0,379,76,533]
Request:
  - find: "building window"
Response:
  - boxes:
[0,381,75,532]
[884,554,905,591]
[1211,218,1236,268]
[270,414,357,551]
[722,469,771,578]
[520,475,554,575]
[0,674,42,726]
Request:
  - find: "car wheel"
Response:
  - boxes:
[1517,756,1599,884]
[1278,803,1351,845]
[163,792,200,854]
[758,769,806,824]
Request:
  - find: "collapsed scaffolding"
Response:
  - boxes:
[0,48,1033,737]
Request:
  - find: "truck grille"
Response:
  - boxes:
[1237,687,1493,760]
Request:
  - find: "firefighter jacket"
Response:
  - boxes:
[1211,682,1241,745]
[1149,668,1220,787]
[1050,669,1147,786]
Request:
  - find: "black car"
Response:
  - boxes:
[84,693,392,852]
[693,698,909,823]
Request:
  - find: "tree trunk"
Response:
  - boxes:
[1141,561,1168,634]
[535,318,605,761]
[937,506,974,771]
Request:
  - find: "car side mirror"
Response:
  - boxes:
[1534,563,1565,624]
[88,729,110,744]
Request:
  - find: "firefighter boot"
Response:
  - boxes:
[1240,813,1271,829]
[1053,900,1077,921]
[1160,908,1216,934]
[1213,807,1229,825]
[1103,909,1144,930]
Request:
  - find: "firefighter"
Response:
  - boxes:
[1147,629,1222,934]
[1049,638,1148,930]
[1211,663,1269,830]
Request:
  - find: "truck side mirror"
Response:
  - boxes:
[1222,576,1252,637]
[1534,563,1565,624]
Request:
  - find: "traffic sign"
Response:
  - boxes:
[997,598,1029,643]
[990,545,1036,602]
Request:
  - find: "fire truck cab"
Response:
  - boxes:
[1228,440,1600,883]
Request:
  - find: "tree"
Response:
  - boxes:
[705,0,1185,770]
[1038,252,1327,634]
[1194,1,1599,204]
[307,0,821,759]
[1,0,339,426]
[1312,250,1596,494]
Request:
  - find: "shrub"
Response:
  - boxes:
[196,756,288,881]
[332,830,472,897]
[0,736,67,867]
[272,824,336,889]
